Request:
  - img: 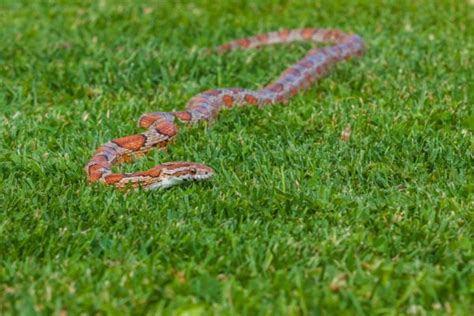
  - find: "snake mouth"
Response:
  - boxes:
[194,172,214,181]
[182,167,214,182]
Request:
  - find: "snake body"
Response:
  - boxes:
[85,28,365,190]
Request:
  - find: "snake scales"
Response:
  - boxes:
[85,28,365,190]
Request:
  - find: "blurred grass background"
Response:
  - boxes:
[0,0,473,314]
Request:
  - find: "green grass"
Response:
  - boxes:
[1,0,473,314]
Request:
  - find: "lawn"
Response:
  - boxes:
[0,0,473,314]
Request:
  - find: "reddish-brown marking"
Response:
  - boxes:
[154,120,177,137]
[115,152,146,164]
[104,173,125,185]
[302,28,316,39]
[244,94,258,104]
[279,30,290,41]
[157,140,169,149]
[174,111,192,122]
[323,30,333,41]
[333,30,346,41]
[223,95,234,107]
[112,134,146,151]
[138,166,162,178]
[219,43,232,52]
[257,33,268,43]
[139,114,163,129]
[237,38,250,48]
[324,30,345,42]
[87,163,107,182]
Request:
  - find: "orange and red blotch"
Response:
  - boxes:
[154,120,178,137]
[175,111,192,122]
[112,134,146,151]
[237,38,250,48]
[139,114,162,129]
[302,28,316,39]
[279,30,290,41]
[104,173,124,185]
[141,166,162,178]
[257,33,269,43]
[323,29,345,42]
[218,43,232,52]
[244,95,258,105]
[87,163,106,182]
[223,95,234,107]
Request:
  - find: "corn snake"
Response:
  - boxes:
[85,28,365,190]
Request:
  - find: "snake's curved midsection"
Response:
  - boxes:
[85,28,365,190]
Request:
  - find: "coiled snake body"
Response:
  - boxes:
[85,28,365,190]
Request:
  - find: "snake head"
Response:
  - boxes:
[148,162,214,190]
